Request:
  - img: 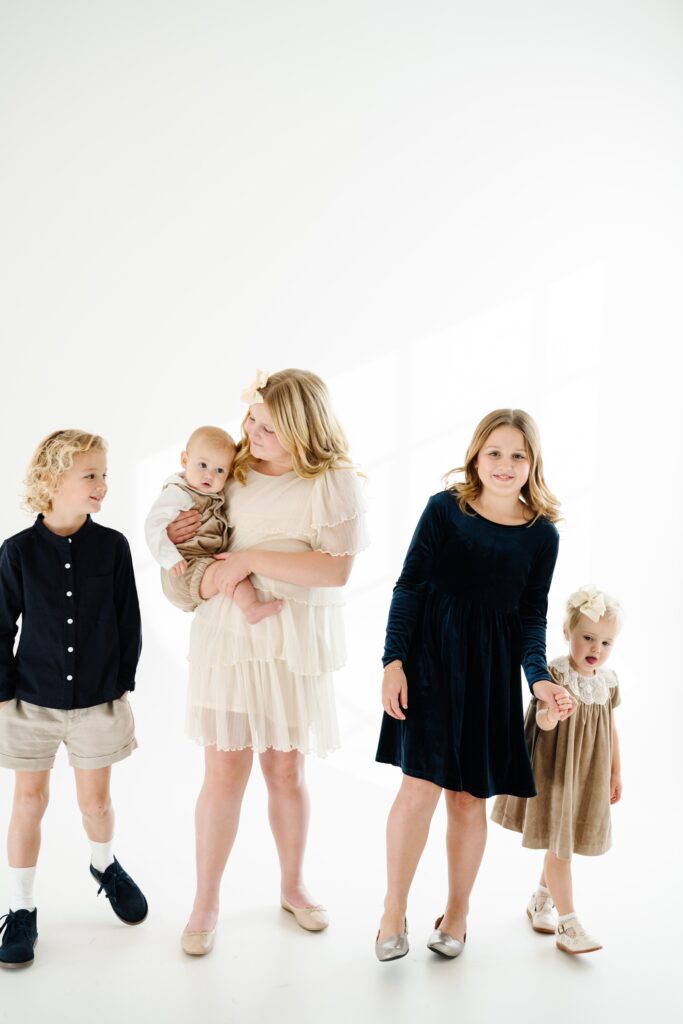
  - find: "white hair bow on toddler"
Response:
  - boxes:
[240,370,269,405]
[568,585,607,623]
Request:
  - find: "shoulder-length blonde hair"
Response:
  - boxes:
[24,429,108,514]
[444,409,561,524]
[233,369,353,484]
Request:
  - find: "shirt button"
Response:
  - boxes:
[66,591,73,597]
[66,675,73,681]
[68,538,72,543]
[67,618,73,624]
[67,646,74,653]
[65,563,71,569]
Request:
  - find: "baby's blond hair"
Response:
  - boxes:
[24,430,108,514]
[185,425,236,454]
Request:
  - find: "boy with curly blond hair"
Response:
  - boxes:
[0,430,147,969]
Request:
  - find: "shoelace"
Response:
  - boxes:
[95,863,126,901]
[0,911,33,945]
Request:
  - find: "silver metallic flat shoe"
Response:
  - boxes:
[427,915,465,958]
[375,919,409,962]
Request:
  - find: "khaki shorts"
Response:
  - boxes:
[0,698,137,772]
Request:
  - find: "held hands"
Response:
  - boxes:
[382,661,408,720]
[167,509,201,545]
[212,551,252,597]
[532,680,575,720]
[171,559,188,577]
[610,773,623,804]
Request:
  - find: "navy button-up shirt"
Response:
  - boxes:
[0,516,142,709]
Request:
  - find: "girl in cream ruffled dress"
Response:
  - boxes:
[169,369,368,955]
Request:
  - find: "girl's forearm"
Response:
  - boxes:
[611,723,621,774]
[248,549,353,587]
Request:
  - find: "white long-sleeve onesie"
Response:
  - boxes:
[144,474,197,570]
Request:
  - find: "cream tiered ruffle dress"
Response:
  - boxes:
[187,466,368,756]
[491,656,621,858]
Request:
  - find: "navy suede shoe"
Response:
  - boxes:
[90,859,148,925]
[0,908,38,969]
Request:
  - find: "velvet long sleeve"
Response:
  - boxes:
[382,495,443,667]
[519,530,560,690]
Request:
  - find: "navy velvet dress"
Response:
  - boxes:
[375,491,559,798]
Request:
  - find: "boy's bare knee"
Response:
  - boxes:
[14,787,49,822]
[79,798,112,822]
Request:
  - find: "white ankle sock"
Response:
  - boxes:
[9,866,36,912]
[536,884,551,895]
[558,911,577,923]
[90,839,115,872]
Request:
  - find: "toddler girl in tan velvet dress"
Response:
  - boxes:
[492,585,623,955]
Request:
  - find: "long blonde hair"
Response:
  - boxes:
[233,369,352,483]
[444,409,561,524]
[24,429,108,514]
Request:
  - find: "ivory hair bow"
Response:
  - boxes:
[568,585,607,623]
[240,369,269,405]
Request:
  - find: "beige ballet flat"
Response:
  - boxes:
[181,928,216,956]
[280,897,329,932]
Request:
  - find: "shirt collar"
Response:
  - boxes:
[34,514,94,550]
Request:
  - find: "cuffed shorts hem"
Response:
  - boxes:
[68,736,138,770]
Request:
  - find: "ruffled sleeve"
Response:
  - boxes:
[310,467,369,556]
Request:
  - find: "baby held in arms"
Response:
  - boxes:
[144,425,282,623]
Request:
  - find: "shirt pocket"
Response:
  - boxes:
[81,575,115,620]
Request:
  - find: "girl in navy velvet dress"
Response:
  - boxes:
[374,409,575,962]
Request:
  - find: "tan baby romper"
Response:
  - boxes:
[160,481,230,612]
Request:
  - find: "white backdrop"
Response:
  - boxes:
[1,2,681,1022]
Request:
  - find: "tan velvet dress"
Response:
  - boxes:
[491,656,620,858]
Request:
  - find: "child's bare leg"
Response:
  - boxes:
[74,766,114,843]
[441,790,487,942]
[186,746,254,933]
[8,771,50,868]
[379,776,442,940]
[543,851,574,916]
[233,578,283,625]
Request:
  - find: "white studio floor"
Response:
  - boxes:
[0,648,680,1024]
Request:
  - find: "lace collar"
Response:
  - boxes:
[550,656,616,707]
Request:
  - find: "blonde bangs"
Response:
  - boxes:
[444,408,561,524]
[233,369,352,484]
[23,429,108,514]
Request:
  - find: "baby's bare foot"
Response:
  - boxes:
[245,599,283,625]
